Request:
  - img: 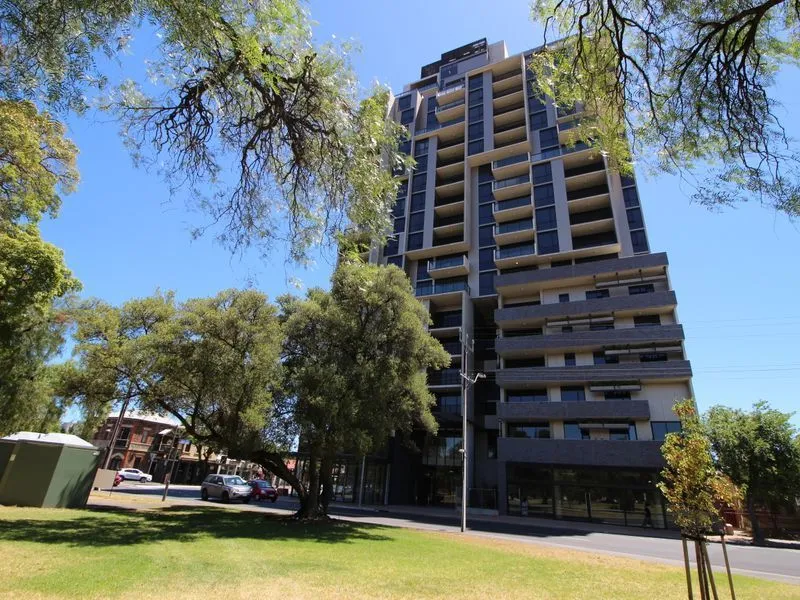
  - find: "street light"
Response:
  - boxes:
[459,370,484,533]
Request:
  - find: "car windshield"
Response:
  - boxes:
[224,476,246,486]
[256,481,273,488]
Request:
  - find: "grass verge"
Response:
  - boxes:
[0,505,796,599]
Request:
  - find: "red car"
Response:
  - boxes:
[248,480,278,502]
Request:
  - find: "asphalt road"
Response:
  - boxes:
[107,483,800,584]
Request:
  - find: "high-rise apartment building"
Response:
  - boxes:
[373,39,693,528]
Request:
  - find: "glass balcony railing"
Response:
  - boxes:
[437,81,465,97]
[492,153,529,170]
[493,173,530,191]
[494,195,531,212]
[531,141,590,163]
[415,280,469,296]
[495,243,535,259]
[496,219,534,235]
[416,116,465,136]
[435,99,465,113]
[428,369,462,386]
[429,255,465,270]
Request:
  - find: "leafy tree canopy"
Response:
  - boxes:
[705,401,800,543]
[1,0,409,261]
[530,0,800,217]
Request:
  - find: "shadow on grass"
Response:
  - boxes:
[0,505,393,548]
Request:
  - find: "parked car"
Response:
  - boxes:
[248,479,278,502]
[113,472,124,487]
[201,474,252,503]
[117,468,153,483]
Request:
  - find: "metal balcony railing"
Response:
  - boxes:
[493,174,530,191]
[494,195,531,212]
[496,219,534,235]
[495,243,535,259]
[429,255,465,270]
[436,99,465,113]
[492,153,529,170]
[415,280,469,296]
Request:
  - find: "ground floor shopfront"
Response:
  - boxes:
[504,463,670,529]
[293,456,389,506]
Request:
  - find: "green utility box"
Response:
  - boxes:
[0,433,102,508]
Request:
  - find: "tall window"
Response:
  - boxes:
[560,386,585,402]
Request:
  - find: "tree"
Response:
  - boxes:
[705,401,800,544]
[529,1,800,217]
[1,0,410,261]
[0,99,80,435]
[658,399,740,599]
[280,260,450,518]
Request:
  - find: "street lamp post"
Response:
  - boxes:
[458,329,484,533]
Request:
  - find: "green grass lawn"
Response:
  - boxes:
[0,504,797,600]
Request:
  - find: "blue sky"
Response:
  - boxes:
[40,0,800,423]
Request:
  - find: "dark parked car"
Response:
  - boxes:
[248,480,278,502]
[201,474,252,503]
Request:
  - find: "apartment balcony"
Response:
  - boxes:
[493,194,533,222]
[495,291,678,327]
[494,104,526,130]
[428,255,469,279]
[566,183,611,213]
[436,81,465,104]
[433,214,464,239]
[437,117,465,143]
[492,69,523,95]
[493,87,525,112]
[493,123,528,149]
[435,158,465,180]
[128,441,153,452]
[437,140,465,163]
[556,104,583,121]
[435,174,465,197]
[438,339,462,357]
[494,242,537,269]
[435,98,466,123]
[497,399,651,422]
[569,207,616,237]
[564,160,607,194]
[416,279,469,299]
[433,195,465,218]
[572,230,618,251]
[531,141,594,164]
[496,360,693,387]
[493,218,535,245]
[495,324,685,356]
[491,152,530,179]
[497,438,665,469]
[494,251,670,297]
[428,368,462,388]
[492,173,531,201]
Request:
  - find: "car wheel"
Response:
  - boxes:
[201,488,209,501]
[271,497,277,503]
[140,477,148,483]
[221,491,230,504]
[242,497,251,504]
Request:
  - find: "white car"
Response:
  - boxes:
[117,468,153,483]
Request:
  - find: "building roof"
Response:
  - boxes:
[108,409,180,426]
[2,431,96,448]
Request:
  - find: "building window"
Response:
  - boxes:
[539,127,558,149]
[623,187,640,208]
[398,95,412,111]
[564,422,590,440]
[411,174,426,193]
[479,271,496,296]
[479,224,495,247]
[651,421,682,441]
[528,95,546,113]
[627,207,644,230]
[537,230,560,254]
[558,293,570,303]
[414,138,430,156]
[468,122,484,140]
[634,315,661,327]
[508,423,551,439]
[589,321,615,331]
[564,352,576,366]
[507,390,548,402]
[478,182,494,203]
[385,237,399,256]
[560,386,585,402]
[479,203,494,225]
[387,256,403,268]
[393,218,405,234]
[593,351,619,365]
[630,229,649,253]
[604,390,631,400]
[468,139,484,155]
[586,289,610,300]
[469,88,484,105]
[410,192,426,212]
[407,232,423,250]
[436,394,461,414]
[479,248,495,270]
[640,352,668,362]
[400,108,414,125]
[533,183,555,208]
[469,74,483,90]
[468,105,484,122]
[408,212,425,232]
[629,283,655,295]
[487,431,498,459]
[529,110,548,130]
[532,162,552,185]
[535,206,557,231]
[561,325,573,333]
[608,424,638,441]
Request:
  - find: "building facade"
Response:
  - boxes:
[91,411,255,484]
[373,39,693,528]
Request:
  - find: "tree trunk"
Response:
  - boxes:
[320,454,334,513]
[747,495,765,545]
[249,448,314,518]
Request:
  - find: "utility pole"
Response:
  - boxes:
[458,329,484,533]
